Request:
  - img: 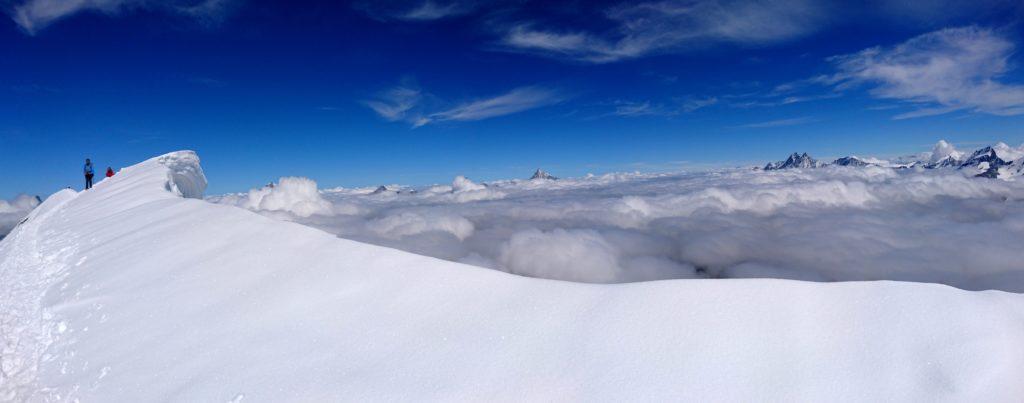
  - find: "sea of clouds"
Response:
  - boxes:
[210,161,1024,292]
[0,194,40,239]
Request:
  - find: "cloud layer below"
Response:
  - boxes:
[0,195,41,238]
[211,145,1024,292]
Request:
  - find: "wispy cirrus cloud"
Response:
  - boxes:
[364,85,426,125]
[820,26,1024,119]
[353,0,481,22]
[681,96,719,112]
[612,96,718,117]
[500,0,829,63]
[10,0,237,35]
[365,83,564,127]
[726,89,841,108]
[737,116,817,128]
[398,1,473,21]
[429,87,564,124]
[12,0,126,34]
[613,101,663,117]
[176,0,238,25]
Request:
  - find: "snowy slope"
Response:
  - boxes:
[2,151,1024,401]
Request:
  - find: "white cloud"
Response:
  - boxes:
[613,101,661,117]
[397,1,472,21]
[365,84,563,127]
[176,0,237,25]
[722,79,843,108]
[364,85,424,124]
[0,194,40,238]
[428,86,563,123]
[737,116,816,128]
[823,26,1024,119]
[928,139,964,163]
[236,177,336,217]
[11,0,236,34]
[369,212,475,241]
[498,229,624,283]
[495,2,1024,65]
[13,0,127,34]
[501,0,828,63]
[682,96,718,112]
[212,140,1024,290]
[353,0,480,22]
[612,97,717,117]
[778,93,842,105]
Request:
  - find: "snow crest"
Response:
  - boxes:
[156,151,207,199]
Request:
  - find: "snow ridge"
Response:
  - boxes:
[156,151,207,199]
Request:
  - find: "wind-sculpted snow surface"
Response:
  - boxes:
[1,151,1024,401]
[215,164,1024,291]
[157,151,207,199]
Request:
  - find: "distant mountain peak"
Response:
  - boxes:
[833,156,871,167]
[764,152,825,170]
[530,169,557,180]
[960,146,1010,177]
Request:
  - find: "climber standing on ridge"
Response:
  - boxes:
[106,166,115,178]
[84,158,95,190]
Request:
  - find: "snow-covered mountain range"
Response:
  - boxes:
[764,140,1024,179]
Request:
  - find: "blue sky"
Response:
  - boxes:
[3,0,1024,198]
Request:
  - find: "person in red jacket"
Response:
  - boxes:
[106,167,115,178]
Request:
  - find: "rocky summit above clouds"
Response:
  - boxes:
[831,156,872,167]
[530,169,558,180]
[763,153,827,170]
[763,141,1024,179]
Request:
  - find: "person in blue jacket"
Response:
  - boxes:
[84,158,95,190]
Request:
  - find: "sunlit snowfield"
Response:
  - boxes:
[210,162,1024,292]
